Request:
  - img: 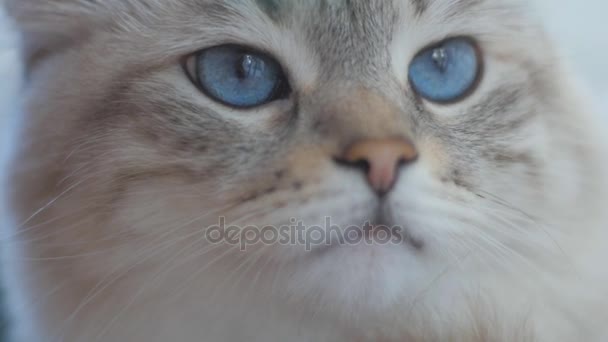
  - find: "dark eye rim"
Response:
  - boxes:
[182,44,292,110]
[408,36,484,105]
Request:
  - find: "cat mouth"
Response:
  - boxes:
[309,209,425,258]
[369,215,425,251]
[373,201,425,249]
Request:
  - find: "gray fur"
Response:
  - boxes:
[3,0,608,341]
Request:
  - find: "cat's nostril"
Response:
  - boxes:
[335,138,418,196]
[333,157,370,173]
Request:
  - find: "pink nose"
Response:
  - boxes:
[339,138,418,195]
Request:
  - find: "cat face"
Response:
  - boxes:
[5,0,605,333]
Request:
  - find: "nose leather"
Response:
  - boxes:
[341,138,418,195]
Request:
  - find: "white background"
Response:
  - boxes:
[0,1,607,118]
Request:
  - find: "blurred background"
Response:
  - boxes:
[535,0,608,110]
[0,0,606,341]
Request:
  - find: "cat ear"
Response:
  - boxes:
[4,0,109,66]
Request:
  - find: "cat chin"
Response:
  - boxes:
[268,243,445,322]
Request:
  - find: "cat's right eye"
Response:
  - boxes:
[408,37,481,103]
[184,45,290,109]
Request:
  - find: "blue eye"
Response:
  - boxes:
[187,45,289,108]
[408,38,481,103]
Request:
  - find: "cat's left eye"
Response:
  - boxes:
[184,45,290,109]
[408,37,481,103]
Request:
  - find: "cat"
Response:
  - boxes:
[2,0,608,341]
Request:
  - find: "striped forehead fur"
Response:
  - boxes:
[5,0,524,35]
